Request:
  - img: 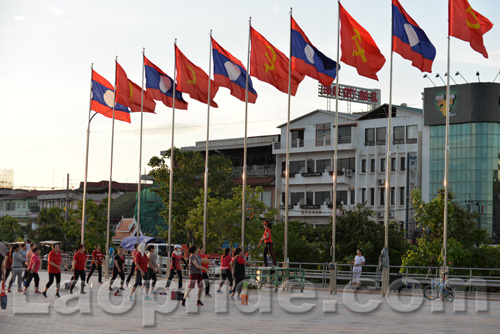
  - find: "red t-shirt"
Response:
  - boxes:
[5,252,12,269]
[200,254,209,270]
[132,250,138,264]
[171,252,184,270]
[262,227,272,243]
[28,254,41,273]
[237,257,246,265]
[135,252,149,272]
[220,255,232,270]
[73,251,87,271]
[48,250,62,274]
[92,250,103,265]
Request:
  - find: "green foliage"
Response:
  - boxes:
[149,148,234,243]
[77,199,109,250]
[0,215,23,242]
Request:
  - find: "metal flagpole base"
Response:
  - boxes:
[104,254,109,279]
[381,267,389,297]
[329,265,337,294]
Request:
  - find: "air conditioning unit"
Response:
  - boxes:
[345,169,353,177]
[389,211,395,218]
[377,211,384,218]
[378,178,385,185]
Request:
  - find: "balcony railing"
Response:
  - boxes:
[274,136,352,150]
[231,164,275,177]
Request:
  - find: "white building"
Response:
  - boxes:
[273,104,423,235]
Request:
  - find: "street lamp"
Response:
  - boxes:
[435,73,446,85]
[493,70,500,82]
[455,71,468,83]
[476,71,480,82]
[423,74,436,86]
[444,72,457,84]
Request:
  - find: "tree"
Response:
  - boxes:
[148,148,234,243]
[0,215,23,242]
[185,186,277,252]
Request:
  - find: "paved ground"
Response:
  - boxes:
[1,271,499,334]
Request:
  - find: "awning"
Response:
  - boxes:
[120,236,165,251]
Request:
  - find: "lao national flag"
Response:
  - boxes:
[392,0,436,72]
[212,38,257,103]
[291,17,339,86]
[144,56,188,110]
[91,70,131,123]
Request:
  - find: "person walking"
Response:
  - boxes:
[3,249,12,284]
[181,245,208,307]
[349,249,366,289]
[199,246,212,297]
[147,245,159,292]
[258,222,277,267]
[230,248,257,301]
[23,246,41,295]
[7,244,26,293]
[86,244,103,285]
[125,244,138,287]
[109,246,126,292]
[70,245,88,294]
[128,243,151,301]
[41,243,68,298]
[165,244,187,291]
[217,248,233,294]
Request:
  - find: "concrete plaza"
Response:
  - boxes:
[1,271,499,334]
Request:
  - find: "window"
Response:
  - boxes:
[370,188,375,206]
[380,158,386,172]
[393,126,405,144]
[337,191,348,206]
[376,127,386,145]
[316,159,331,173]
[338,157,356,173]
[370,159,375,173]
[399,187,405,205]
[260,191,272,207]
[22,203,27,209]
[6,202,15,211]
[391,157,396,172]
[316,123,331,146]
[361,159,366,173]
[362,188,366,204]
[380,188,385,205]
[338,126,352,144]
[306,191,314,205]
[365,128,375,146]
[406,125,418,143]
[315,191,330,205]
[306,160,314,173]
[350,190,355,205]
[290,160,305,174]
[291,129,304,148]
[400,156,406,171]
[390,187,395,206]
[291,192,304,206]
[16,203,20,209]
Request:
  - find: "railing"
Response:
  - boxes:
[231,164,276,177]
[273,136,352,150]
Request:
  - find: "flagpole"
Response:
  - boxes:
[443,27,451,282]
[330,0,341,295]
[241,17,251,250]
[81,63,94,245]
[105,56,118,279]
[167,40,178,274]
[382,2,395,297]
[137,48,146,246]
[203,31,213,248]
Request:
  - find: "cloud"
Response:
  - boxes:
[48,6,63,15]
[273,4,279,14]
[14,15,26,21]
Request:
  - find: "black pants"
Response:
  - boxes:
[45,273,61,290]
[25,272,39,289]
[4,268,11,282]
[71,270,86,292]
[126,263,136,284]
[134,271,150,288]
[264,242,277,266]
[110,268,125,287]
[147,268,157,289]
[86,263,102,283]
[202,272,210,294]
[219,269,233,288]
[166,269,183,289]
[234,276,248,294]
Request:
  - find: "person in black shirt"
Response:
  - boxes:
[109,246,126,291]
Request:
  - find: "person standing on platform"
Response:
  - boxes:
[199,246,211,297]
[126,244,138,287]
[165,244,187,291]
[70,244,88,294]
[86,244,103,284]
[23,246,41,295]
[258,221,277,267]
[109,246,126,291]
[41,243,68,298]
[217,248,233,294]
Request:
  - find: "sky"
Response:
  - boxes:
[0,0,499,190]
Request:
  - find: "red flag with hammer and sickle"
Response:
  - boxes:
[250,26,304,96]
[115,62,156,113]
[339,3,386,81]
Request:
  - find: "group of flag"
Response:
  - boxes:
[90,0,493,123]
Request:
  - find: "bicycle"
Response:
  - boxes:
[423,268,455,302]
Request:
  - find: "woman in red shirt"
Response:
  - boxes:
[258,221,277,267]
[199,246,211,297]
[86,244,103,284]
[70,244,88,294]
[217,248,233,294]
[165,244,187,290]
[23,246,41,295]
[128,243,151,301]
[42,243,68,298]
